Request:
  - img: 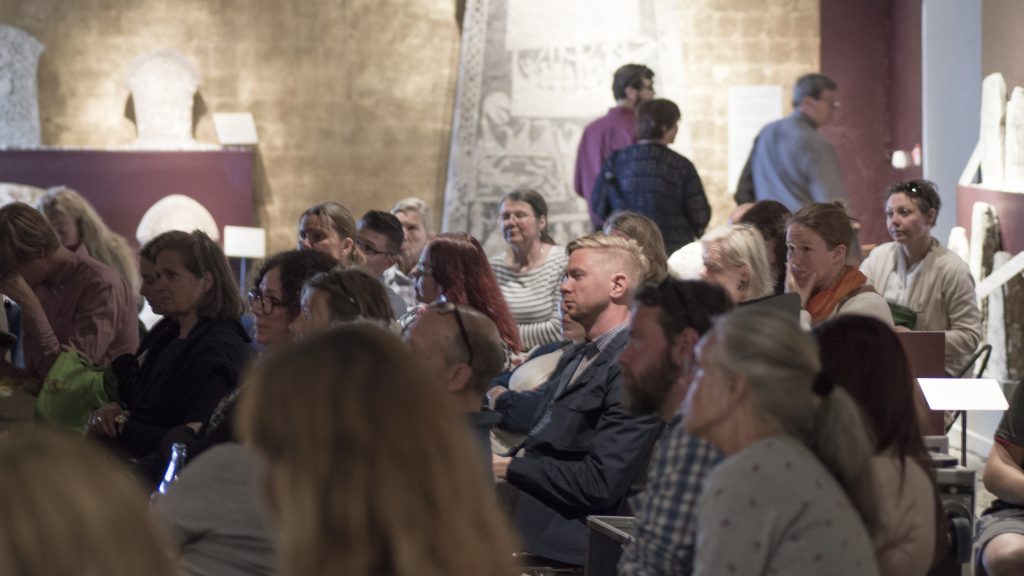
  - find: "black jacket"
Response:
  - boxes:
[497,330,664,565]
[113,316,251,459]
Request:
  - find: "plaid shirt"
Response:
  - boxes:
[619,417,721,576]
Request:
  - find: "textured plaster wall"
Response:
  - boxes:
[681,0,820,226]
[0,0,460,253]
[1,0,819,250]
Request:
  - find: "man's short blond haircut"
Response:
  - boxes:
[566,232,649,288]
[0,202,60,274]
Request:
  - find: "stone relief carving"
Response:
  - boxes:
[125,49,200,148]
[0,25,44,148]
[1005,87,1024,190]
[980,73,1006,187]
[445,0,686,255]
[0,182,45,207]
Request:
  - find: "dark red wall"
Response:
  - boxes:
[820,0,922,246]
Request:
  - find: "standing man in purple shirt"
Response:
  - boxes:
[575,64,656,229]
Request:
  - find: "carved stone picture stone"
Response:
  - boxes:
[0,25,44,148]
[125,49,200,148]
[1005,86,1024,191]
[980,73,1007,187]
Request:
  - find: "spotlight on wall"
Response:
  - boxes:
[223,225,266,292]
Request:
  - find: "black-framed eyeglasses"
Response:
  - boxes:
[430,297,474,366]
[355,236,397,257]
[247,290,285,315]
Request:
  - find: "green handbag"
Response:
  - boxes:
[34,350,120,434]
[886,300,919,329]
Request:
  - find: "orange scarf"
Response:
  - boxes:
[806,266,869,325]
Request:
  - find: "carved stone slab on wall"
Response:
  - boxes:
[0,25,44,148]
[125,49,200,149]
[980,73,1006,187]
[444,0,686,256]
[1005,86,1024,190]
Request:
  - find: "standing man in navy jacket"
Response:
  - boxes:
[491,233,664,567]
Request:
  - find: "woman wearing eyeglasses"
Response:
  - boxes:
[403,232,522,363]
[860,180,981,375]
[490,189,568,351]
[248,250,337,350]
[87,230,250,463]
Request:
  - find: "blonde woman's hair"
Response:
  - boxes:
[0,430,178,576]
[37,186,141,296]
[704,307,879,533]
[236,324,519,576]
[603,210,669,283]
[701,224,775,301]
[567,232,650,290]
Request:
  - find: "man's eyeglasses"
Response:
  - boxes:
[356,237,397,257]
[431,298,474,366]
[247,290,285,315]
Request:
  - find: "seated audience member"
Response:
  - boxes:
[604,210,670,283]
[0,202,137,389]
[37,186,141,299]
[0,430,178,576]
[236,324,519,576]
[487,302,585,454]
[491,189,568,350]
[738,199,791,293]
[786,202,892,327]
[153,442,275,576]
[684,307,878,576]
[87,231,249,462]
[618,279,733,576]
[699,224,775,304]
[355,210,408,318]
[816,316,940,576]
[977,383,1024,575]
[859,180,981,375]
[491,233,664,567]
[249,250,337,350]
[297,201,365,267]
[591,98,711,254]
[384,196,436,308]
[404,232,522,361]
[290,267,395,337]
[406,302,507,463]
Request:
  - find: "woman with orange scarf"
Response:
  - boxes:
[786,202,893,328]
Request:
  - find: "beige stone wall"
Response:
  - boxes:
[681,0,820,227]
[0,0,460,253]
[1,0,818,250]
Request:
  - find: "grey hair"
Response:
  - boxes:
[792,73,838,108]
[705,307,878,534]
[391,197,435,236]
[701,224,775,301]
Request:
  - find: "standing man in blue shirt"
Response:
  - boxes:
[735,73,847,211]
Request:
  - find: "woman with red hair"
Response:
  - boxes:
[400,233,522,359]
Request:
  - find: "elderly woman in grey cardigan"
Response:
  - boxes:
[860,180,981,376]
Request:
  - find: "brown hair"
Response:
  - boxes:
[636,98,681,141]
[142,230,244,321]
[0,202,60,274]
[236,324,519,576]
[300,202,366,266]
[304,267,395,325]
[0,430,178,576]
[787,202,856,250]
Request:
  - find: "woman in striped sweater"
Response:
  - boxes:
[489,189,568,351]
